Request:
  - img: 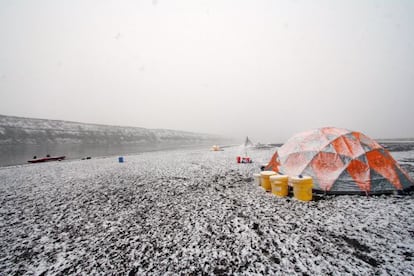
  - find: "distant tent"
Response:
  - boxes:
[244,136,254,147]
[265,127,414,195]
[240,136,254,156]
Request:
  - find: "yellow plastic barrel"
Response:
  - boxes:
[260,171,277,191]
[290,176,313,201]
[270,175,289,197]
[253,173,261,186]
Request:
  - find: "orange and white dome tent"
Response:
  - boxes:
[265,127,414,195]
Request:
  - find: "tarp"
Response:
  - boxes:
[265,127,414,195]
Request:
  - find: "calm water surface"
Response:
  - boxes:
[0,143,206,167]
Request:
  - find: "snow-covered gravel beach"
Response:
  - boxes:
[1,146,413,275]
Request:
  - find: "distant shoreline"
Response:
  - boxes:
[377,139,414,143]
[0,143,232,168]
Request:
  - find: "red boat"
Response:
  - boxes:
[28,156,66,163]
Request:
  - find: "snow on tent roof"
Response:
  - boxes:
[265,127,414,195]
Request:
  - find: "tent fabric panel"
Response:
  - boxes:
[360,143,375,153]
[290,129,316,141]
[397,169,413,190]
[356,154,368,164]
[394,162,414,186]
[359,133,382,150]
[282,152,315,176]
[299,163,323,191]
[300,131,330,152]
[265,151,280,172]
[310,152,345,191]
[331,135,366,159]
[346,159,371,193]
[320,142,337,154]
[278,139,302,158]
[329,176,364,194]
[278,150,319,164]
[369,170,399,193]
[367,149,402,190]
[320,127,351,139]
[338,154,353,168]
[300,161,316,175]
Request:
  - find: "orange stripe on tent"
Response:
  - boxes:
[366,150,402,190]
[310,152,344,191]
[332,135,365,159]
[347,159,371,193]
[268,127,413,194]
[265,151,280,172]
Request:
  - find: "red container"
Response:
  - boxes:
[237,156,241,163]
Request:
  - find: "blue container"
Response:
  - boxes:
[118,156,124,163]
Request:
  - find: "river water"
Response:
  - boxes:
[0,143,209,167]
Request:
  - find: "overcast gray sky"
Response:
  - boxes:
[0,0,413,143]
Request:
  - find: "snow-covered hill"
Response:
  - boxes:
[0,115,228,146]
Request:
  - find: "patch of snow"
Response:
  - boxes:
[0,147,413,274]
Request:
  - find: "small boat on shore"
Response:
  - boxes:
[28,155,66,163]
